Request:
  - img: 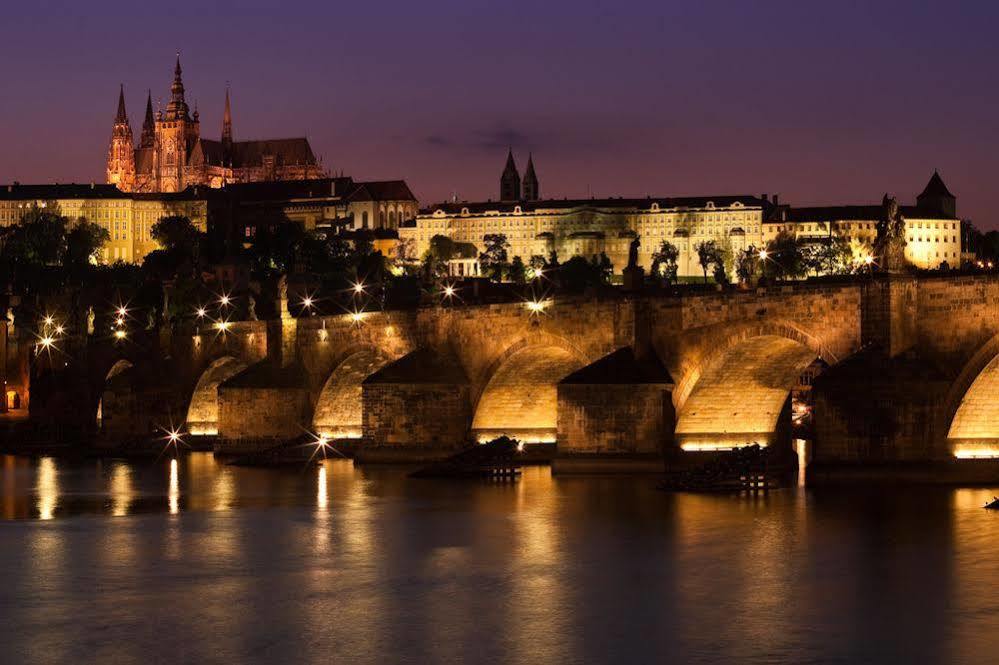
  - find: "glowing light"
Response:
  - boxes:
[116,306,128,317]
[350,311,364,324]
[43,315,54,327]
[168,459,180,515]
[115,316,125,327]
[40,336,54,348]
[864,255,874,265]
[758,250,768,260]
[953,446,999,459]
[196,307,207,318]
[443,285,455,298]
[36,457,59,520]
[219,294,231,307]
[353,282,365,295]
[302,296,313,309]
[216,320,230,332]
[526,300,546,314]
[54,325,64,335]
[317,465,328,511]
[114,330,127,340]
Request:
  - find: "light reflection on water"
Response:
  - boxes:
[4,454,999,663]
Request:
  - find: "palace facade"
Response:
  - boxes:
[107,57,323,193]
[399,156,962,276]
[0,175,417,265]
[0,183,207,264]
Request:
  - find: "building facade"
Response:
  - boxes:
[401,157,962,276]
[107,57,324,193]
[0,183,207,264]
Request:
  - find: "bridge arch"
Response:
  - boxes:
[185,356,249,436]
[312,347,393,439]
[471,334,589,443]
[674,322,833,451]
[96,359,135,430]
[944,333,999,458]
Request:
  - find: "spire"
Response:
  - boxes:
[522,153,539,201]
[166,53,190,121]
[500,148,521,201]
[115,84,128,124]
[140,90,155,147]
[917,170,957,218]
[222,84,233,148]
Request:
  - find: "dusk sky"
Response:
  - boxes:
[1,1,997,227]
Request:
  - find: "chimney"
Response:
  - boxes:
[773,194,779,207]
[761,193,768,203]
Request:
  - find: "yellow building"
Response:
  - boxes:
[764,173,962,270]
[403,195,766,278]
[0,183,207,264]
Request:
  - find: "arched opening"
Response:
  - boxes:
[313,349,391,439]
[96,359,134,430]
[675,335,819,452]
[948,353,999,458]
[186,357,248,436]
[472,344,585,444]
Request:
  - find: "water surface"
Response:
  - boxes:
[1,453,998,664]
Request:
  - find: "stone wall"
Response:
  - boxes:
[362,383,471,449]
[557,383,671,454]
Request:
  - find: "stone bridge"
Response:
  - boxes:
[20,274,999,479]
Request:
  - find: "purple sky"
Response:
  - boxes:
[1,1,997,226]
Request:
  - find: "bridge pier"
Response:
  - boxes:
[358,349,472,462]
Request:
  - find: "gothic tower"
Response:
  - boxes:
[522,153,539,201]
[222,85,233,151]
[916,170,957,218]
[155,55,200,192]
[106,85,136,191]
[500,149,521,201]
[140,90,155,148]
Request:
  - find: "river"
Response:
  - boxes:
[1,453,998,664]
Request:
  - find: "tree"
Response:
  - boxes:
[764,232,805,281]
[650,240,680,285]
[480,234,510,282]
[528,254,547,280]
[151,216,202,254]
[65,220,110,272]
[508,255,527,284]
[695,241,721,283]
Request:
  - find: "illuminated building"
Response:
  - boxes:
[107,56,323,193]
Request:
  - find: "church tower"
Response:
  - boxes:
[500,149,521,201]
[916,170,957,218]
[222,85,233,151]
[140,90,155,148]
[154,55,200,192]
[522,153,539,201]
[106,85,136,191]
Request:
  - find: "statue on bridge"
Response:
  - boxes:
[874,194,908,273]
[86,307,95,336]
[627,235,641,270]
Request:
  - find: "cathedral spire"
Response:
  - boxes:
[222,84,233,149]
[140,89,155,148]
[115,84,128,125]
[500,148,521,201]
[522,153,539,201]
[166,53,190,121]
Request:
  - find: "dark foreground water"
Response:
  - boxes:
[2,454,999,664]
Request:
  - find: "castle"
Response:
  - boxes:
[107,57,323,193]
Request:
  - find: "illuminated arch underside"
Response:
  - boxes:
[675,335,816,451]
[97,359,135,426]
[186,357,248,435]
[949,354,999,458]
[313,350,390,439]
[472,345,583,443]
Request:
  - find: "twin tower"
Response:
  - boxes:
[500,150,539,202]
